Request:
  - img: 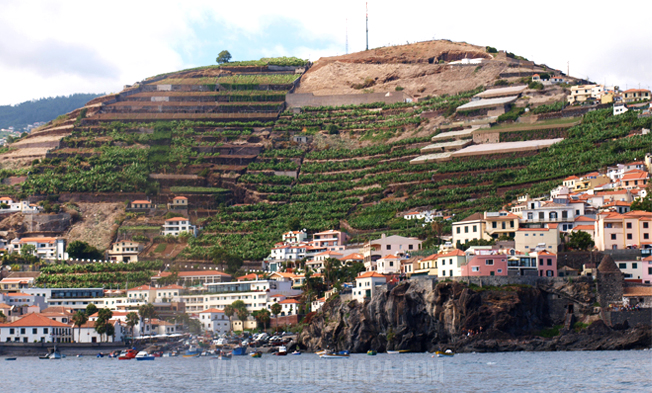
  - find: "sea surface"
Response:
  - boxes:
[1,350,651,392]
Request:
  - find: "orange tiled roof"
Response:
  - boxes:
[165,217,188,222]
[440,249,466,257]
[200,308,224,313]
[4,313,70,328]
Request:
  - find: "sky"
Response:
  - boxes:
[0,0,650,105]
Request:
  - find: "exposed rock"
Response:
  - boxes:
[299,281,652,353]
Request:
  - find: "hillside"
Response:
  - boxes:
[0,41,649,265]
[0,93,104,131]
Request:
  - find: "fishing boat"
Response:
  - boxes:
[118,349,138,360]
[273,346,287,356]
[319,351,349,359]
[291,350,301,355]
[219,351,232,360]
[231,346,247,356]
[182,347,201,358]
[250,351,262,358]
[435,349,454,357]
[96,353,104,358]
[40,347,65,359]
[5,358,17,361]
[135,351,155,361]
[398,350,410,353]
[367,350,377,356]
[315,350,327,356]
[386,351,400,354]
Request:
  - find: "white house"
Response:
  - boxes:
[437,249,467,278]
[352,272,388,303]
[0,313,73,343]
[0,197,43,214]
[106,241,144,262]
[278,298,300,316]
[76,319,125,343]
[311,297,325,312]
[8,237,67,260]
[198,308,230,334]
[614,102,628,116]
[282,230,307,244]
[376,254,401,274]
[362,234,422,271]
[161,217,197,237]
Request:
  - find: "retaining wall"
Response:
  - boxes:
[286,91,408,108]
[448,275,593,287]
[608,308,652,327]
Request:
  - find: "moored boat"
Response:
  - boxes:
[183,347,201,358]
[135,351,155,361]
[367,350,377,356]
[386,351,400,354]
[435,349,454,357]
[273,345,287,356]
[219,351,232,360]
[319,352,349,359]
[231,346,247,356]
[291,350,301,355]
[118,349,138,360]
[5,358,17,361]
[250,351,262,358]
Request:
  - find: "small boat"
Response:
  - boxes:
[219,352,232,360]
[5,358,17,361]
[273,346,287,356]
[250,351,262,358]
[291,350,301,355]
[96,353,104,358]
[435,349,454,357]
[315,350,327,356]
[118,349,138,360]
[231,346,247,356]
[367,350,377,356]
[398,350,410,353]
[135,351,155,361]
[76,354,83,358]
[319,352,349,359]
[182,347,201,358]
[387,351,400,354]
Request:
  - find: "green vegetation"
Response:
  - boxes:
[36,260,164,288]
[0,93,103,131]
[219,57,308,68]
[216,50,232,64]
[538,325,563,338]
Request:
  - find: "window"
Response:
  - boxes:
[386,245,391,250]
[546,270,554,277]
[547,259,552,266]
[20,328,25,334]
[471,266,479,272]
[576,210,580,215]
[627,234,632,240]
[44,328,48,334]
[632,263,638,269]
[618,263,626,269]
[490,271,495,276]
[645,234,649,240]
[626,223,632,229]
[645,223,649,229]
[539,212,544,220]
[497,269,502,273]
[408,244,413,250]
[389,261,393,267]
[550,212,558,219]
[456,227,461,234]
[485,259,494,266]
[473,225,477,233]
[501,222,506,230]
[32,328,37,334]
[492,222,497,229]
[441,260,445,265]
[441,270,446,276]
[606,223,613,229]
[450,270,453,276]
[464,226,469,233]
[611,234,617,240]
[528,213,533,220]
[510,221,514,228]
[562,211,568,219]
[9,328,14,335]
[539,258,543,266]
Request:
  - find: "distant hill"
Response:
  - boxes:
[0,93,104,131]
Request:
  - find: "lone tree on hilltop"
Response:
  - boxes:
[217,50,232,64]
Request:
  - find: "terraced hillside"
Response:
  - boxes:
[0,45,648,266]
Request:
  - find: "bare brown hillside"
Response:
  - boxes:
[297,40,551,99]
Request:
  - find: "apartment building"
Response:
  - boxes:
[594,210,652,250]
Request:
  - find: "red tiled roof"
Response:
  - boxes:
[4,313,70,328]
[159,285,183,290]
[574,216,596,222]
[340,253,364,260]
[19,237,56,244]
[357,271,386,279]
[165,217,188,222]
[131,200,151,204]
[564,176,579,181]
[127,285,152,291]
[279,299,300,304]
[200,308,224,313]
[5,292,31,296]
[173,196,188,200]
[573,225,595,231]
[440,249,466,257]
[623,89,651,93]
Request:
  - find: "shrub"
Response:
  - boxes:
[494,79,509,86]
[486,46,498,53]
[395,86,404,91]
[528,81,544,90]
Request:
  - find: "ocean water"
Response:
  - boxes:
[1,350,650,392]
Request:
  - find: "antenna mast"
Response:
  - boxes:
[366,2,369,51]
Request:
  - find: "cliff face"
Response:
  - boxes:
[298,281,651,353]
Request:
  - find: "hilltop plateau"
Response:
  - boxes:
[0,40,648,269]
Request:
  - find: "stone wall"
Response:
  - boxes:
[23,213,71,233]
[608,308,652,327]
[473,131,500,144]
[271,314,301,326]
[448,275,593,287]
[286,91,408,108]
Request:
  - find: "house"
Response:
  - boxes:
[129,200,153,210]
[622,287,652,308]
[615,260,645,281]
[126,284,181,304]
[151,270,231,287]
[0,313,73,343]
[352,272,388,303]
[594,210,652,250]
[76,319,124,343]
[563,176,579,189]
[567,84,604,104]
[621,170,648,190]
[460,253,508,277]
[282,230,307,244]
[340,253,364,265]
[400,257,420,277]
[437,249,466,278]
[452,213,487,246]
[484,211,519,239]
[376,254,401,274]
[641,256,652,284]
[278,299,300,316]
[168,196,188,210]
[622,88,651,103]
[311,297,326,312]
[236,273,264,282]
[535,250,558,277]
[231,317,257,332]
[0,276,35,292]
[198,308,230,334]
[600,201,631,215]
[161,217,197,237]
[614,102,628,116]
[515,224,561,253]
[8,237,67,260]
[311,230,349,251]
[550,75,567,84]
[519,200,583,232]
[106,241,143,262]
[362,234,422,271]
[412,253,439,276]
[306,251,343,272]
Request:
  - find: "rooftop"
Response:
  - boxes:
[456,95,519,111]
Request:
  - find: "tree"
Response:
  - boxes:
[630,192,652,212]
[72,311,88,343]
[85,303,98,317]
[253,309,270,330]
[271,303,282,331]
[126,312,140,339]
[567,230,595,251]
[0,311,6,323]
[104,323,115,342]
[457,238,495,251]
[216,50,232,64]
[323,257,342,289]
[188,318,202,335]
[139,303,157,337]
[224,305,235,332]
[66,240,103,260]
[21,244,36,258]
[94,308,113,342]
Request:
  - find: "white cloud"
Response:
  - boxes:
[0,0,650,104]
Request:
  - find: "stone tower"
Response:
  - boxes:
[597,254,624,306]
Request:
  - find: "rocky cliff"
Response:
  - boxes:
[298,281,651,353]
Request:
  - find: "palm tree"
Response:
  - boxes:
[139,303,157,337]
[72,311,88,343]
[271,303,281,332]
[126,312,139,340]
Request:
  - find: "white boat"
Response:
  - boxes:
[386,351,400,354]
[135,351,155,361]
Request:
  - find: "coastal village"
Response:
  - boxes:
[0,41,650,357]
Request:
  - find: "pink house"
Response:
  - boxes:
[642,256,652,284]
[536,250,558,277]
[460,254,508,277]
[311,230,349,251]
